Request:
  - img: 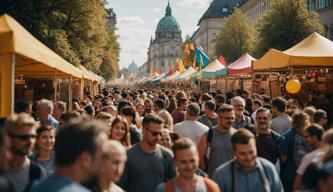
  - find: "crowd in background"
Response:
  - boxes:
[0,87,332,192]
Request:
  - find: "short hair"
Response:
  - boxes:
[186,103,200,117]
[231,128,255,148]
[55,119,107,166]
[103,140,126,159]
[54,101,67,112]
[201,93,213,102]
[256,107,271,118]
[215,94,226,104]
[253,99,262,107]
[171,137,196,158]
[305,124,324,140]
[176,97,187,107]
[120,106,136,124]
[84,105,95,116]
[231,96,245,106]
[95,111,113,121]
[323,129,333,145]
[272,97,287,113]
[36,125,55,137]
[117,100,132,112]
[142,114,164,128]
[292,112,310,131]
[60,110,82,123]
[14,100,30,113]
[204,100,216,111]
[5,113,38,134]
[38,99,54,114]
[154,99,165,109]
[217,104,234,115]
[303,106,316,117]
[313,109,327,124]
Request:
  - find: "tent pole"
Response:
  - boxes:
[1,54,15,117]
[68,77,73,110]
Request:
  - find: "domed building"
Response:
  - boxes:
[147,2,182,74]
[128,60,139,74]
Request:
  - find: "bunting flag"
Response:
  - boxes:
[218,56,227,66]
[177,58,185,73]
[195,47,211,70]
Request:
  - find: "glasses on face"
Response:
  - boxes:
[145,127,163,137]
[10,134,37,141]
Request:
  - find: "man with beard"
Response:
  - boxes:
[255,108,286,165]
[155,138,220,192]
[198,104,237,177]
[30,119,108,192]
[119,114,176,192]
[5,114,46,192]
[212,129,284,192]
[231,96,252,129]
[144,99,154,114]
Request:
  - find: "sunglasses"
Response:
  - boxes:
[10,134,37,141]
[145,127,162,137]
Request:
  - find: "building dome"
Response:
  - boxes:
[156,2,181,32]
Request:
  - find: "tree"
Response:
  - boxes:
[0,0,120,78]
[215,9,255,63]
[256,0,324,57]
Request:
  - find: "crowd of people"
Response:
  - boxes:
[0,87,332,192]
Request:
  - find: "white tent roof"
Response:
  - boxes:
[202,59,226,72]
[162,71,180,82]
[176,67,196,81]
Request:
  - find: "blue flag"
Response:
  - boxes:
[195,47,211,69]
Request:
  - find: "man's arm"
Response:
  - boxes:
[198,133,208,171]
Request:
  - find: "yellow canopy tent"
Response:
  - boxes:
[253,32,333,71]
[0,14,85,116]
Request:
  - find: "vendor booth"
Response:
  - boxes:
[0,14,97,116]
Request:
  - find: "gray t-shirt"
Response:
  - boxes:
[270,115,292,134]
[154,177,207,192]
[6,162,30,192]
[207,127,237,177]
[198,115,218,129]
[119,143,177,192]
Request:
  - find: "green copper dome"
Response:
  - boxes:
[156,2,181,32]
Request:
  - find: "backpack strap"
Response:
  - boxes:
[165,179,175,192]
[203,177,220,192]
[257,159,271,192]
[231,160,237,192]
[204,128,214,171]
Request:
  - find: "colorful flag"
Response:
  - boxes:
[195,47,210,69]
[218,56,227,66]
[177,59,185,73]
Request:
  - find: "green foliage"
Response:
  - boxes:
[0,0,120,79]
[215,9,255,63]
[256,0,324,57]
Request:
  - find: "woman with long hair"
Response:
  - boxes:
[109,116,131,147]
[29,125,56,176]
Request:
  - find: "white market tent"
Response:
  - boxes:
[201,59,227,78]
[175,67,196,81]
[162,71,180,82]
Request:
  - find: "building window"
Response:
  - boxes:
[319,0,325,9]
[222,8,228,13]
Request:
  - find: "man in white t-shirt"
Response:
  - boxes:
[293,124,331,190]
[174,103,209,145]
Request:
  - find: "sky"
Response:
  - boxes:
[106,0,212,69]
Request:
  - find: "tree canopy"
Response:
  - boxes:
[0,0,120,79]
[215,9,255,64]
[256,0,324,56]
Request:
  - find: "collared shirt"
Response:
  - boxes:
[212,158,284,192]
[233,115,252,129]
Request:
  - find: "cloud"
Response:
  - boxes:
[177,0,211,9]
[118,16,145,25]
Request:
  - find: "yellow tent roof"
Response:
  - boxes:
[252,49,290,71]
[0,14,83,78]
[253,33,333,71]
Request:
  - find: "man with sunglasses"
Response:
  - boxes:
[5,113,46,192]
[120,114,177,192]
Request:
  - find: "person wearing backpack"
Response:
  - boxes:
[198,104,237,177]
[212,129,284,192]
[4,114,46,192]
[155,138,220,192]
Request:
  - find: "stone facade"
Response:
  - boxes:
[146,3,182,74]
